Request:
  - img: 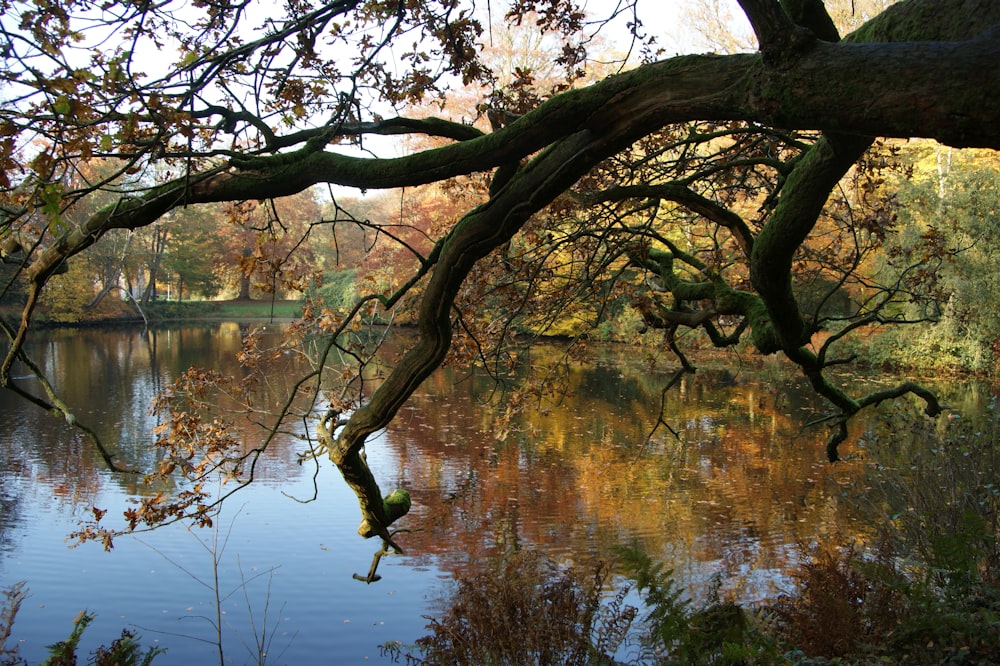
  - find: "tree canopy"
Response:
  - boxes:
[2,0,999,568]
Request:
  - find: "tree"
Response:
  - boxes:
[871,146,1000,372]
[2,0,999,571]
[162,205,225,300]
[211,190,323,300]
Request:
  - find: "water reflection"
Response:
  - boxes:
[378,344,870,602]
[0,324,989,663]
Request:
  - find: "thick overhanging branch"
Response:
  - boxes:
[740,0,1000,459]
[748,129,947,461]
[820,382,945,462]
[206,34,1000,197]
[20,20,1000,301]
[630,244,778,355]
[620,1,1000,462]
[738,0,817,58]
[751,133,874,351]
[326,122,654,544]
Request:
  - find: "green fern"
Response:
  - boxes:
[41,611,163,666]
[42,611,93,666]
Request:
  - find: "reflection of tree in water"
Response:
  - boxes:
[0,325,322,528]
[0,465,25,558]
[3,326,985,592]
[380,345,874,601]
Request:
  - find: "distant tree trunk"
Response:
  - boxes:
[87,277,118,310]
[237,247,252,300]
[141,263,158,305]
[141,226,168,305]
[86,232,133,310]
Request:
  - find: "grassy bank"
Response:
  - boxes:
[0,299,304,327]
[145,298,303,321]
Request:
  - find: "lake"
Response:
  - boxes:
[0,323,988,664]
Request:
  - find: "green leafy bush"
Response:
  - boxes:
[311,269,358,312]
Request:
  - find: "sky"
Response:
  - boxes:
[581,0,754,55]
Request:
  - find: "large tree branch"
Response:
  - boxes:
[21,28,1000,291]
[737,0,811,56]
[737,0,1000,461]
[751,132,874,352]
[328,127,629,540]
[780,0,840,41]
[211,33,1000,195]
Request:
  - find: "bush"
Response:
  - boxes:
[769,541,913,660]
[769,537,1000,665]
[843,322,995,375]
[386,551,637,665]
[311,269,358,312]
[0,582,26,666]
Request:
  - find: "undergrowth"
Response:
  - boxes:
[615,545,780,665]
[0,583,162,666]
[383,551,637,665]
[386,536,1000,665]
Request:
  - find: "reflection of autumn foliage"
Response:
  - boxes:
[23,323,874,598]
[379,344,870,598]
[62,325,328,547]
[384,396,579,571]
[143,326,329,480]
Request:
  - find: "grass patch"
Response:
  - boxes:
[199,299,302,319]
[146,299,303,321]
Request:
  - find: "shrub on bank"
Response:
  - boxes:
[836,323,997,376]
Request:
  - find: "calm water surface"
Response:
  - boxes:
[0,324,985,664]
